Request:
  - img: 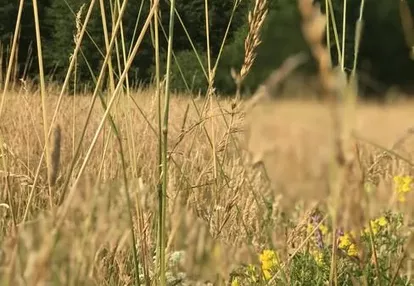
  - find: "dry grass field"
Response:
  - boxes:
[2,0,414,284]
[1,87,414,285]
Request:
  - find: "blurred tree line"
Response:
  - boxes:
[1,0,414,98]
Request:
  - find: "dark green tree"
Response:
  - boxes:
[44,0,107,83]
[0,0,50,79]
[358,0,414,94]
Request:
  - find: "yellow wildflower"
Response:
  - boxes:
[311,250,324,266]
[319,224,328,236]
[347,243,359,257]
[394,175,413,202]
[338,233,352,249]
[365,216,388,235]
[259,250,278,281]
[231,278,240,286]
[370,220,380,235]
[376,216,387,227]
[338,232,359,257]
[262,269,272,281]
[307,223,313,234]
[307,223,328,236]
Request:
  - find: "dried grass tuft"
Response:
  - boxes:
[232,0,269,100]
[48,124,61,186]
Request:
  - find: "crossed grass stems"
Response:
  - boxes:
[1,0,414,285]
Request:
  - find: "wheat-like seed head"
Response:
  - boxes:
[74,4,86,45]
[239,0,268,81]
[48,124,61,186]
[232,0,268,101]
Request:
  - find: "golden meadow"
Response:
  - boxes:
[1,0,414,285]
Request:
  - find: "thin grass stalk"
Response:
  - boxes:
[204,0,212,80]
[21,42,33,82]
[0,43,3,88]
[212,0,240,75]
[77,49,123,150]
[72,64,77,159]
[109,0,123,94]
[126,104,138,176]
[0,140,17,233]
[328,4,348,285]
[368,222,382,283]
[0,0,24,119]
[170,4,208,80]
[99,0,116,93]
[327,0,342,64]
[97,129,113,181]
[107,1,123,134]
[341,0,347,71]
[156,16,205,90]
[71,4,83,170]
[160,0,176,283]
[99,0,115,173]
[127,0,145,58]
[115,0,134,141]
[80,48,141,285]
[22,0,97,223]
[11,32,19,91]
[32,0,53,208]
[151,0,163,278]
[347,0,365,144]
[204,0,218,184]
[351,0,365,79]
[109,9,119,88]
[116,0,130,94]
[325,0,331,61]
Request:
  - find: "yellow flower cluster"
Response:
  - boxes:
[231,278,240,286]
[306,223,329,235]
[259,249,279,280]
[338,233,359,257]
[364,216,388,235]
[394,175,413,202]
[311,250,324,266]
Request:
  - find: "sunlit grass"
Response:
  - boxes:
[1,0,414,285]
